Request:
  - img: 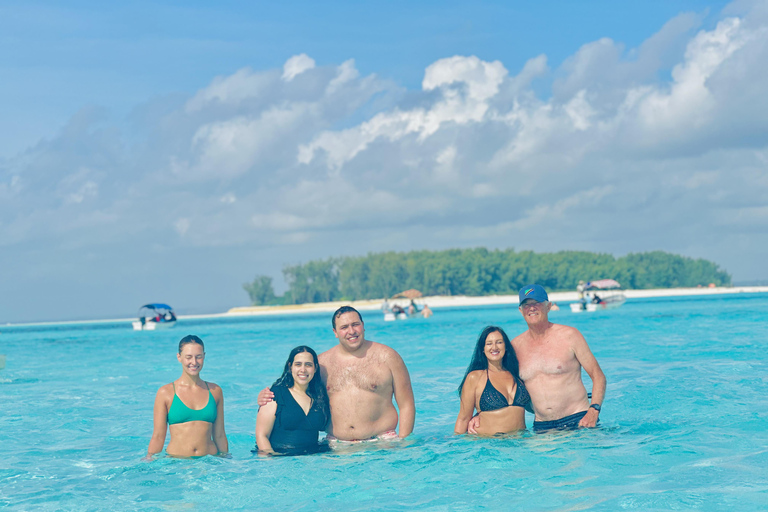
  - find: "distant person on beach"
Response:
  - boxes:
[454,326,532,435]
[421,304,433,318]
[148,335,228,457]
[259,306,415,443]
[469,284,605,433]
[255,346,331,455]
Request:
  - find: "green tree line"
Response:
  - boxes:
[243,248,732,306]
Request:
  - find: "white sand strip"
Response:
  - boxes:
[225,286,768,317]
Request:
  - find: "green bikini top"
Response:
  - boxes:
[167,381,218,425]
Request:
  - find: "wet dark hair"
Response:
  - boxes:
[178,334,205,353]
[457,326,521,395]
[332,306,363,329]
[272,346,330,425]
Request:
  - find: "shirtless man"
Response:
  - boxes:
[470,284,605,433]
[258,306,415,441]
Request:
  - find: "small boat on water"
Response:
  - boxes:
[132,303,177,330]
[571,279,626,313]
[383,289,423,321]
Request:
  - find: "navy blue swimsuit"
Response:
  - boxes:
[478,370,533,414]
[268,385,330,455]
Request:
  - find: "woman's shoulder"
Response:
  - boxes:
[465,369,485,384]
[156,382,174,396]
[205,381,224,398]
[269,384,289,399]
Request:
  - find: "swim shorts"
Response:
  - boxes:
[533,411,598,433]
[326,430,398,445]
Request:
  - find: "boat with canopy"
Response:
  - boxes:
[132,303,177,330]
[383,289,422,321]
[570,279,626,312]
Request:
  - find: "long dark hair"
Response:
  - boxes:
[272,346,330,424]
[457,326,521,395]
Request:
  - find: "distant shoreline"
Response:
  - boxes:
[4,286,767,328]
[226,285,768,317]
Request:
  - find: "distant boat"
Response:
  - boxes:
[383,289,423,321]
[132,303,177,330]
[571,279,626,313]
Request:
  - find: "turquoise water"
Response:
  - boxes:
[1,294,767,511]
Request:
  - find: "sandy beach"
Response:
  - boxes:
[225,285,768,318]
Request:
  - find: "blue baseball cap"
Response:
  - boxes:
[519,284,548,304]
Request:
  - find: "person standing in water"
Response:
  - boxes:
[259,306,415,442]
[148,335,228,457]
[455,326,532,435]
[255,346,330,455]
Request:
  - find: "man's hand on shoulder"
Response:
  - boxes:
[467,414,481,434]
[257,387,274,406]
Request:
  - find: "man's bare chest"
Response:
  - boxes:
[325,358,391,394]
[517,342,579,380]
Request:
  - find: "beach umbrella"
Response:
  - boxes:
[586,279,621,289]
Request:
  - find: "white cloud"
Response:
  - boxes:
[326,59,360,94]
[298,55,510,170]
[175,218,190,236]
[183,104,310,180]
[66,181,98,204]
[633,17,747,132]
[186,67,279,111]
[563,90,595,131]
[282,54,316,82]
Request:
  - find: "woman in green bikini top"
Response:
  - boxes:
[147,335,229,458]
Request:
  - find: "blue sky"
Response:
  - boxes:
[2,0,766,323]
[0,0,732,157]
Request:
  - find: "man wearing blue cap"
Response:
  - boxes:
[470,284,606,433]
[516,284,605,431]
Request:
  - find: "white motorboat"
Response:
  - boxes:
[570,279,626,313]
[383,289,423,321]
[132,303,177,330]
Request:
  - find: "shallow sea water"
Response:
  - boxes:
[1,294,767,511]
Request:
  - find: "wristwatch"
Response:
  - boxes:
[589,403,601,413]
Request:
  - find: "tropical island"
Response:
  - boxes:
[242,248,731,306]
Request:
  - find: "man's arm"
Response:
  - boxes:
[572,329,606,427]
[390,351,415,438]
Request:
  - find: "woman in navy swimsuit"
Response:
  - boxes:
[255,346,331,455]
[454,326,532,435]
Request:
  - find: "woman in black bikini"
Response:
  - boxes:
[255,346,331,455]
[454,326,532,435]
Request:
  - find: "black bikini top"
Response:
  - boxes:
[478,370,533,413]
